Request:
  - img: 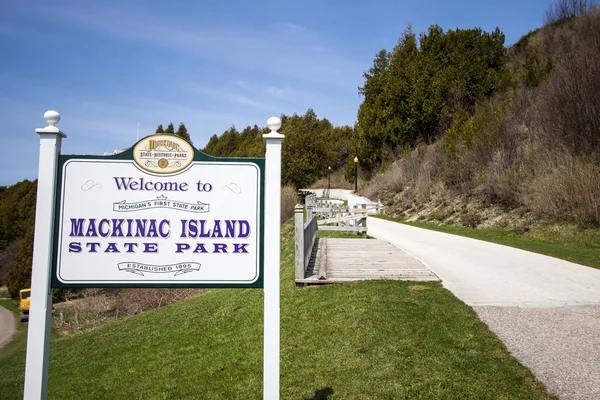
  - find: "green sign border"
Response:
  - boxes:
[51,136,265,289]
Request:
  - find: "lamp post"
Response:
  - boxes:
[354,156,358,192]
[327,166,331,191]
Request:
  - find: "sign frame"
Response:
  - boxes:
[50,136,265,289]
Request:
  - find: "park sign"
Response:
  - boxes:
[26,112,283,400]
[52,133,264,288]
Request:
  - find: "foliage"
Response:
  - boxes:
[522,52,554,87]
[368,9,600,227]
[0,180,36,292]
[155,122,193,145]
[0,180,36,251]
[202,109,353,189]
[175,122,192,145]
[533,9,600,155]
[356,24,508,172]
[4,223,33,298]
[203,125,266,158]
[280,110,334,189]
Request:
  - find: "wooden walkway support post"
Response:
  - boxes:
[361,204,367,238]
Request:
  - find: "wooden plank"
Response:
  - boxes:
[317,238,327,280]
[295,237,440,284]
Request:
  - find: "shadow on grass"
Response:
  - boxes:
[305,387,334,400]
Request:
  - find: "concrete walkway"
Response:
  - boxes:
[368,217,600,400]
[0,305,15,350]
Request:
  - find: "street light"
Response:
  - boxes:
[328,166,331,191]
[354,156,358,192]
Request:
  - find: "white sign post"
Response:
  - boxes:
[263,117,284,399]
[24,111,283,399]
[24,111,66,399]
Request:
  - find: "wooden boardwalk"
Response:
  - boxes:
[296,238,439,284]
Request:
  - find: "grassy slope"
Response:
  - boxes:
[375,215,600,270]
[0,221,555,399]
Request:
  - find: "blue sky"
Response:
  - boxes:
[1,0,555,186]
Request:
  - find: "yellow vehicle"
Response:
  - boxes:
[19,288,31,322]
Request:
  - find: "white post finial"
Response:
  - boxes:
[43,110,60,127]
[266,116,282,134]
[36,110,66,137]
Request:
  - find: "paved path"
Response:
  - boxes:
[368,217,600,400]
[0,305,15,350]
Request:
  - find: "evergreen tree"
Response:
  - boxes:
[165,123,175,134]
[155,124,165,134]
[280,109,335,189]
[175,123,193,145]
[355,24,507,172]
[5,221,33,298]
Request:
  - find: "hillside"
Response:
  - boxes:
[0,221,555,399]
[199,6,600,232]
[362,8,600,230]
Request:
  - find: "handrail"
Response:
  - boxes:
[294,204,317,281]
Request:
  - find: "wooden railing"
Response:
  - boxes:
[313,203,368,237]
[294,204,317,281]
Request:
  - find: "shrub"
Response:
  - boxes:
[54,288,202,334]
[462,211,483,228]
[523,152,600,226]
[534,9,600,155]
[280,185,298,224]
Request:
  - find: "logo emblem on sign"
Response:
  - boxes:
[133,135,194,174]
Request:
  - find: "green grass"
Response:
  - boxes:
[0,298,30,395]
[0,221,556,399]
[375,214,600,269]
[0,299,62,390]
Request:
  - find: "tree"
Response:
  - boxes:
[5,222,33,298]
[280,109,335,189]
[165,123,175,134]
[544,0,598,24]
[355,24,507,173]
[522,52,554,87]
[200,110,352,188]
[175,123,193,145]
[155,124,165,134]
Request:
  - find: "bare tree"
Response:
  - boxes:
[544,0,598,24]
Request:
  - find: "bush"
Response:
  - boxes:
[5,224,33,298]
[53,288,202,334]
[462,211,483,228]
[522,152,600,226]
[280,185,298,224]
[534,10,600,155]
